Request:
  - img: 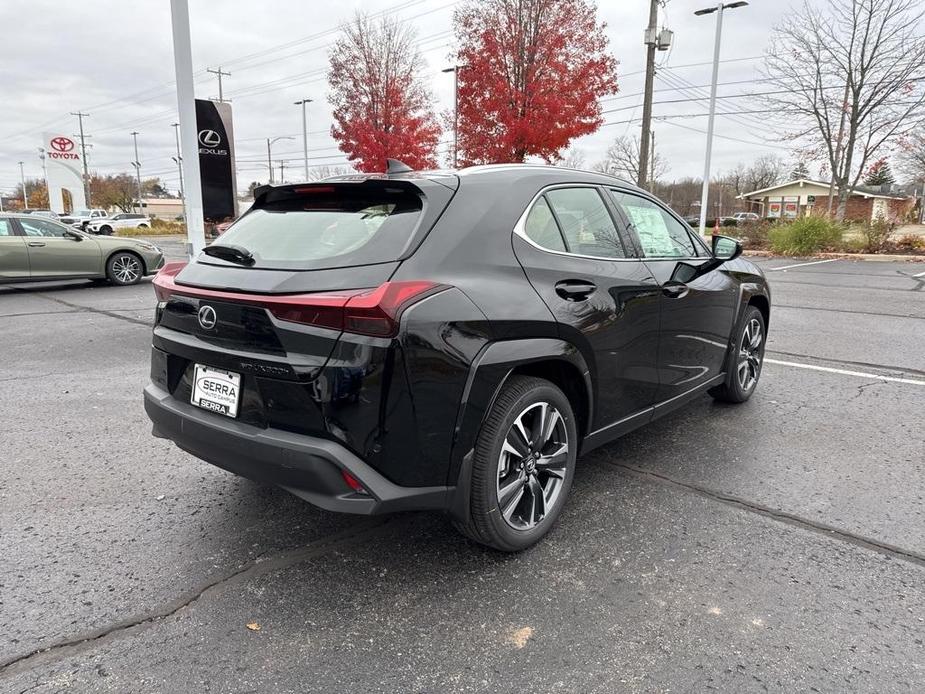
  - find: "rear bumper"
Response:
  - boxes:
[143,383,449,515]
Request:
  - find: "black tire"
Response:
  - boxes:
[456,375,578,552]
[106,252,144,286]
[710,304,766,403]
[99,225,112,235]
[137,223,149,229]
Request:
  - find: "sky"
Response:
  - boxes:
[0,0,812,199]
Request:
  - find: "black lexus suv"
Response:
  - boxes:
[144,163,770,551]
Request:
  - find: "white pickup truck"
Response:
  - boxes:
[86,213,151,235]
[59,208,109,230]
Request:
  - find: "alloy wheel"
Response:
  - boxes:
[112,255,140,283]
[496,401,569,531]
[737,317,763,392]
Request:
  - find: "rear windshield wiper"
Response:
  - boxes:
[202,244,255,266]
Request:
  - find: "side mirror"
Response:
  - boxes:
[712,234,742,262]
[64,229,83,241]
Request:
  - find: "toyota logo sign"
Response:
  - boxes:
[50,136,75,153]
[198,130,221,147]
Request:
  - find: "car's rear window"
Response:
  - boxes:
[211,186,423,270]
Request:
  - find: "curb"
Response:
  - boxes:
[743,250,924,262]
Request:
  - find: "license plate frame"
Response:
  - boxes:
[191,364,242,418]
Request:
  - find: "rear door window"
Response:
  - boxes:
[544,188,626,259]
[212,186,424,270]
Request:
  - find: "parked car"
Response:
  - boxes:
[59,208,109,230]
[0,213,163,285]
[20,209,60,220]
[86,212,151,235]
[144,164,770,551]
[733,212,760,222]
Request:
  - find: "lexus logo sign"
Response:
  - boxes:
[50,136,75,152]
[198,129,221,147]
[198,305,217,330]
[197,128,227,156]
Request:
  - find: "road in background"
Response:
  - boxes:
[1,258,923,692]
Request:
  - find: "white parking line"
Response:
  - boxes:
[768,258,839,272]
[765,358,925,386]
[913,269,925,278]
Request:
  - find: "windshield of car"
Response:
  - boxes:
[211,186,423,270]
[73,209,91,216]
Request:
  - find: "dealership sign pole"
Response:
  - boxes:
[170,0,206,258]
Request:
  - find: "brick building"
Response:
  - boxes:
[738,179,917,222]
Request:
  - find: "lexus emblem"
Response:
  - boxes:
[198,129,221,147]
[50,136,75,152]
[198,305,217,330]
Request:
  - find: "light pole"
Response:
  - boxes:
[19,161,28,209]
[130,131,143,213]
[171,122,186,219]
[441,65,468,168]
[266,136,294,184]
[694,1,748,237]
[38,147,48,200]
[294,98,312,181]
[70,111,91,206]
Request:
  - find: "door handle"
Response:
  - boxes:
[662,282,689,299]
[27,241,46,247]
[555,280,597,301]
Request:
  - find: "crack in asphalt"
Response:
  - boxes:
[851,380,883,400]
[766,349,925,378]
[7,288,153,328]
[611,462,925,570]
[773,303,925,320]
[0,308,153,320]
[0,518,393,678]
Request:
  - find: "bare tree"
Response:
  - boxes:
[764,0,925,220]
[593,135,667,184]
[559,148,586,170]
[899,132,925,181]
[307,165,355,181]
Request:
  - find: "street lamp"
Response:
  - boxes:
[694,1,748,237]
[441,64,468,168]
[294,98,313,181]
[266,136,294,184]
[130,131,143,213]
[18,161,28,209]
[171,122,186,220]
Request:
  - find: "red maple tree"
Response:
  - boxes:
[328,13,441,172]
[453,0,619,165]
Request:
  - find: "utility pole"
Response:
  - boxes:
[19,161,28,209]
[441,65,468,168]
[130,131,143,213]
[638,0,660,188]
[207,66,231,103]
[279,160,286,184]
[70,111,91,206]
[170,0,207,257]
[695,1,748,237]
[294,98,312,181]
[650,130,656,191]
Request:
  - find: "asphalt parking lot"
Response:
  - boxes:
[1,242,924,692]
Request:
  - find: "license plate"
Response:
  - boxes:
[191,364,241,418]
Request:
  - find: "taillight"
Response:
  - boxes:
[153,261,188,302]
[268,281,444,337]
[153,267,444,338]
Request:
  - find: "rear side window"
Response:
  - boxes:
[0,219,12,236]
[523,197,566,252]
[213,186,423,270]
[544,188,626,259]
[609,190,697,258]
